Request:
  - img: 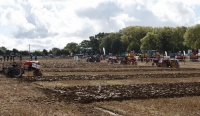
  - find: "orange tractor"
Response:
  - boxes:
[119,53,137,65]
[1,61,42,77]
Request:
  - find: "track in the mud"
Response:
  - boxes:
[22,73,200,82]
[21,72,200,104]
[41,82,200,103]
[40,68,200,72]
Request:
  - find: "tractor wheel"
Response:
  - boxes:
[171,61,179,68]
[111,60,113,64]
[152,63,154,66]
[13,67,23,78]
[130,61,134,65]
[135,62,138,65]
[33,70,42,76]
[127,61,131,65]
[163,63,167,67]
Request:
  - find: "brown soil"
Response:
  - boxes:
[0,58,200,116]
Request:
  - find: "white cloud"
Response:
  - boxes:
[111,14,139,22]
[0,0,200,51]
[110,14,139,27]
[151,0,195,25]
[0,7,35,30]
[0,0,15,6]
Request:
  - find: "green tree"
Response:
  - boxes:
[184,24,200,49]
[140,32,159,50]
[64,42,80,55]
[156,27,174,53]
[121,26,153,52]
[99,32,122,55]
[12,48,19,54]
[42,49,48,56]
[19,50,29,56]
[0,49,4,55]
[5,50,11,55]
[51,48,61,56]
[0,46,7,53]
[34,50,43,56]
[60,49,70,55]
[79,40,91,54]
[99,35,112,54]
[89,36,99,54]
[171,26,187,52]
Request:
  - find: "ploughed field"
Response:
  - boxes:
[1,58,200,116]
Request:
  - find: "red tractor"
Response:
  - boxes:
[108,56,118,64]
[175,52,186,60]
[152,55,179,68]
[119,53,137,65]
[1,61,42,77]
[23,61,42,76]
[189,49,198,60]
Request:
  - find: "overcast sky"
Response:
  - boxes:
[0,0,200,51]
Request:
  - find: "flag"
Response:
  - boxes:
[103,47,105,55]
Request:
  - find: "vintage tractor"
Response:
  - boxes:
[1,61,42,77]
[120,53,137,65]
[152,56,179,68]
[23,61,42,76]
[107,56,118,64]
[189,49,198,61]
[175,52,186,61]
[138,50,156,61]
[86,55,100,62]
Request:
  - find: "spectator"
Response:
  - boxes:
[10,55,12,62]
[12,54,15,62]
[0,55,2,61]
[7,55,9,61]
[3,54,6,61]
[20,54,22,62]
[146,56,149,65]
[30,54,33,61]
[34,55,37,61]
[100,54,103,60]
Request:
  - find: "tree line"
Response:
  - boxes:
[0,24,200,56]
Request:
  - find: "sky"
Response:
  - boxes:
[0,0,200,51]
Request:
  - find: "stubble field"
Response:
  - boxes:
[0,57,200,116]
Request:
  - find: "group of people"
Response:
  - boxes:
[0,53,39,62]
[30,54,37,61]
[0,54,15,62]
[0,54,23,62]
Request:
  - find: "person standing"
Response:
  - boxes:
[3,54,6,61]
[12,54,15,62]
[20,54,22,62]
[30,54,33,61]
[6,55,9,61]
[34,54,37,61]
[146,56,149,65]
[10,55,12,62]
